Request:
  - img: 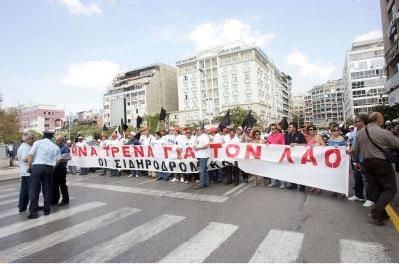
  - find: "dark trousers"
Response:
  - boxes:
[353,168,374,201]
[224,166,240,184]
[53,166,69,204]
[29,165,53,215]
[18,176,31,210]
[363,158,397,220]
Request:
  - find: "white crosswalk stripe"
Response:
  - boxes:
[0,192,18,200]
[66,214,185,263]
[250,229,304,263]
[340,239,391,263]
[0,198,18,206]
[159,222,239,263]
[0,188,16,193]
[0,202,105,239]
[0,207,141,263]
[0,208,20,220]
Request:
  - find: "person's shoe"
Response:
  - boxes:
[37,206,44,211]
[193,185,203,189]
[164,178,169,181]
[99,173,106,176]
[59,201,69,207]
[126,175,133,178]
[368,217,386,226]
[156,178,163,181]
[180,178,185,183]
[363,200,375,207]
[268,183,276,187]
[27,213,38,219]
[184,180,190,184]
[44,210,50,216]
[135,175,139,178]
[348,195,365,202]
[171,177,178,182]
[280,185,285,189]
[299,186,306,192]
[287,185,296,190]
[19,208,27,213]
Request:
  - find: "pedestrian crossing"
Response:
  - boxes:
[0,199,393,263]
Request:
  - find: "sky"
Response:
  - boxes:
[0,0,383,114]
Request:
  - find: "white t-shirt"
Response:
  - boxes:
[163,134,177,145]
[224,135,240,144]
[212,133,224,143]
[140,134,156,146]
[100,140,109,148]
[195,133,210,158]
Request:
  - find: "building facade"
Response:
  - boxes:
[103,64,178,128]
[170,42,292,126]
[342,38,387,120]
[75,109,103,127]
[304,79,344,127]
[292,95,305,125]
[380,0,399,105]
[21,104,65,133]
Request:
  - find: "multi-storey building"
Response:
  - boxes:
[170,41,292,126]
[21,104,65,133]
[292,95,305,118]
[304,79,344,127]
[342,38,387,121]
[103,64,178,128]
[75,109,103,127]
[380,0,399,105]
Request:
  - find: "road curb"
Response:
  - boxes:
[386,204,399,233]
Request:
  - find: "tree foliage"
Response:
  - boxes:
[0,107,22,143]
[372,104,399,122]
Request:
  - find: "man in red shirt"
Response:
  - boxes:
[266,123,286,187]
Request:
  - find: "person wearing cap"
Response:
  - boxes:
[193,126,210,189]
[76,136,89,175]
[26,131,61,218]
[53,134,70,206]
[16,132,35,212]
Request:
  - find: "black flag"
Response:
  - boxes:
[121,118,128,132]
[159,107,167,121]
[242,110,257,129]
[279,117,289,131]
[218,109,231,130]
[136,115,143,128]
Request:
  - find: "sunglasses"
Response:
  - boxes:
[307,128,315,131]
[332,129,339,132]
[255,133,260,135]
[271,128,277,130]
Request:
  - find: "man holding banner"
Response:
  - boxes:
[193,126,210,189]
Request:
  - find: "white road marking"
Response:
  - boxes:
[66,214,185,263]
[70,174,99,181]
[138,178,157,185]
[0,202,105,239]
[0,198,18,206]
[222,182,247,196]
[232,185,250,197]
[0,192,18,200]
[250,229,304,263]
[304,193,311,207]
[112,179,128,184]
[69,182,229,203]
[0,207,140,263]
[0,208,20,220]
[340,239,390,263]
[0,188,16,193]
[159,222,238,263]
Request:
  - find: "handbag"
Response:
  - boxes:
[365,127,392,163]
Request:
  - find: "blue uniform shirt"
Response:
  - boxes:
[57,143,70,168]
[29,138,61,166]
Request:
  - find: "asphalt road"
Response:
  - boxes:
[0,171,398,263]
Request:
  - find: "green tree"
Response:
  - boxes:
[216,107,264,129]
[372,104,399,121]
[0,107,22,143]
[291,115,305,128]
[58,124,102,142]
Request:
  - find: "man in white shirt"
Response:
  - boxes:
[209,127,224,183]
[27,131,61,218]
[76,136,89,175]
[17,132,35,212]
[140,128,156,178]
[109,132,122,177]
[193,126,210,189]
[99,134,109,176]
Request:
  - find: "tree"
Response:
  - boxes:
[291,115,305,128]
[57,124,102,142]
[0,107,22,143]
[216,107,263,129]
[372,104,399,122]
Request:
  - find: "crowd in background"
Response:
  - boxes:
[15,111,398,225]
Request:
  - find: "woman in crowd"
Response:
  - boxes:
[249,129,266,187]
[327,125,347,147]
[305,124,325,193]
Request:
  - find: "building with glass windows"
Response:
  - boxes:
[170,41,292,126]
[103,64,177,128]
[342,38,387,121]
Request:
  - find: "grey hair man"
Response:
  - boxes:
[17,132,35,212]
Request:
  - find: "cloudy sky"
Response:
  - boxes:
[0,0,382,113]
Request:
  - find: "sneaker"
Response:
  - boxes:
[268,183,276,187]
[196,180,200,183]
[126,175,133,178]
[280,185,285,189]
[363,200,375,207]
[180,178,185,183]
[135,175,139,178]
[184,180,189,184]
[171,177,178,182]
[347,195,365,202]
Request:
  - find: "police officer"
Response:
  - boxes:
[27,130,60,219]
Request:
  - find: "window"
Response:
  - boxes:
[183,75,188,83]
[185,95,189,101]
[232,75,238,83]
[244,72,251,82]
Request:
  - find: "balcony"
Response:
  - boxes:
[385,71,399,92]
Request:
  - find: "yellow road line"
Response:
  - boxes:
[386,204,399,233]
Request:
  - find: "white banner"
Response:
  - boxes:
[69,143,350,195]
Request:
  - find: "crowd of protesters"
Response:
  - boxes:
[15,111,398,225]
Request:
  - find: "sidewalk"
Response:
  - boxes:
[0,159,19,182]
